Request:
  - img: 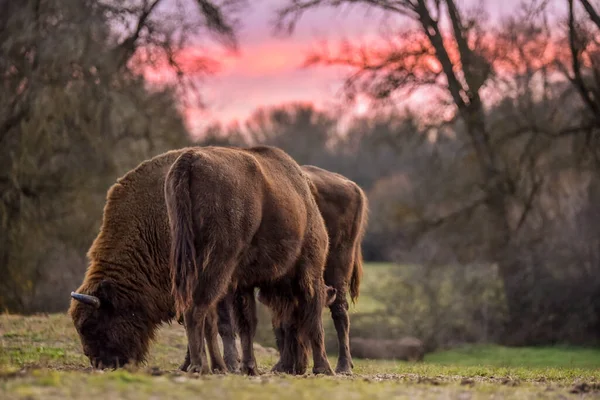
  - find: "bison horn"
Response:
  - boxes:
[71,292,101,308]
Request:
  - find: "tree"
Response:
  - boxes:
[0,0,244,312]
[274,0,599,343]
[244,102,336,166]
[558,0,600,165]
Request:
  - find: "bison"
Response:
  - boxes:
[181,165,368,375]
[165,147,333,375]
[293,165,367,375]
[69,146,334,375]
[69,148,216,370]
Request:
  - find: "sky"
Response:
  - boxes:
[162,0,566,136]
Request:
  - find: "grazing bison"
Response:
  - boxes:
[69,146,333,375]
[227,166,367,374]
[165,147,333,375]
[181,165,368,375]
[300,165,368,374]
[69,149,189,369]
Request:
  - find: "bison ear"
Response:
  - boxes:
[95,280,117,309]
[325,286,337,307]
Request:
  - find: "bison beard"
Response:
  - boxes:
[200,166,368,375]
[164,147,334,375]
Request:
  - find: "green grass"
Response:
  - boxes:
[1,312,599,399]
[1,263,599,398]
[427,344,600,369]
[349,262,396,314]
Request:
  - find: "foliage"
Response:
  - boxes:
[268,0,600,346]
[0,0,245,312]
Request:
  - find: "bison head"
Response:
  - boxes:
[69,280,153,369]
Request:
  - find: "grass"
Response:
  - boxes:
[348,262,396,314]
[2,314,599,399]
[1,263,599,398]
[427,344,600,369]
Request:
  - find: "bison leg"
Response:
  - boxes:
[217,291,240,373]
[306,312,333,375]
[330,292,353,374]
[300,284,334,376]
[179,325,218,373]
[206,308,228,373]
[179,343,208,372]
[233,288,259,376]
[271,321,307,375]
[295,239,334,375]
[262,283,307,375]
[288,324,309,374]
[179,346,190,372]
[183,306,210,375]
[270,321,285,372]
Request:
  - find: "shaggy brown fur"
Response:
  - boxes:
[262,165,368,374]
[69,146,327,374]
[178,284,337,374]
[204,165,368,375]
[164,146,333,375]
[311,166,367,369]
[69,149,188,369]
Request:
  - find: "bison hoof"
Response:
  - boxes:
[241,362,259,376]
[335,366,352,375]
[271,361,294,374]
[313,365,335,376]
[179,361,190,372]
[294,365,308,375]
[187,364,209,375]
[335,361,353,375]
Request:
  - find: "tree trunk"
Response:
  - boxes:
[459,99,535,343]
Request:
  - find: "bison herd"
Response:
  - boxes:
[68,145,368,376]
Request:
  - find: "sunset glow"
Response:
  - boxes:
[138,0,569,135]
[353,95,370,117]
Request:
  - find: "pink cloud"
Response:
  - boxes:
[143,0,570,136]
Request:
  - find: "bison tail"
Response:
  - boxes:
[165,150,199,318]
[350,186,368,305]
[350,245,363,305]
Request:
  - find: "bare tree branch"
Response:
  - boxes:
[579,0,600,30]
[415,196,488,236]
[567,0,600,121]
[274,0,419,35]
[111,0,162,69]
[514,177,543,233]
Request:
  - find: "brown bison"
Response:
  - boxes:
[164,147,334,375]
[298,165,367,374]
[69,146,334,375]
[181,165,368,375]
[69,148,210,370]
[253,165,367,375]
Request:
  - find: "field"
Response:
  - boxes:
[1,263,600,399]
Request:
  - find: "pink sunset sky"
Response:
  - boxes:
[151,0,567,136]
